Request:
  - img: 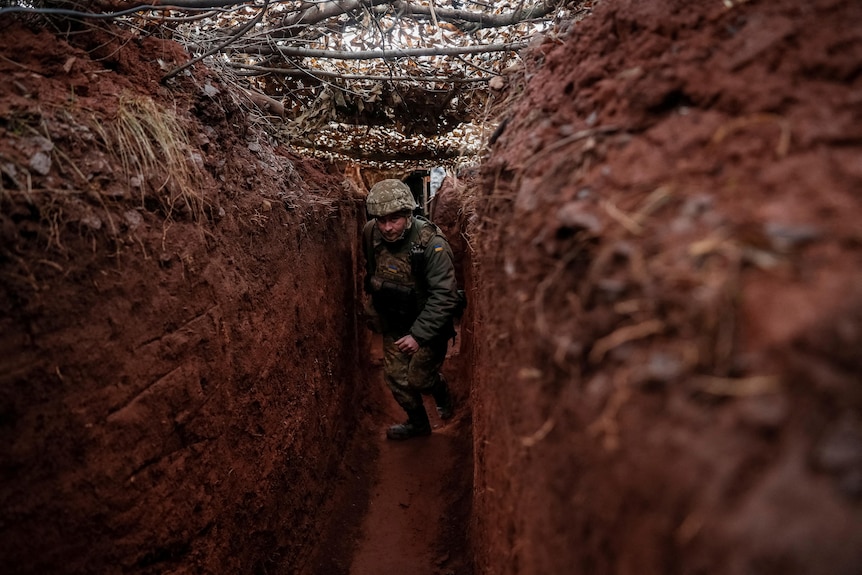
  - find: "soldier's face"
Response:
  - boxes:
[377,212,410,242]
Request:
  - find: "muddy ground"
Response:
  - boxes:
[2,0,862,574]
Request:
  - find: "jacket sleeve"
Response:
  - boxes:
[409,236,459,344]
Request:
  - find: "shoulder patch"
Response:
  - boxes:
[433,245,444,253]
[416,220,439,245]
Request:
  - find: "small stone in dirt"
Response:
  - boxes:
[29,151,52,176]
[1,162,17,179]
[80,214,102,230]
[557,202,603,235]
[203,82,219,97]
[124,210,143,231]
[596,278,627,300]
[188,152,205,170]
[641,351,684,385]
[33,136,54,152]
[763,221,821,252]
[680,193,714,219]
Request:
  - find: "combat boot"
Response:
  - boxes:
[386,405,432,440]
[432,375,454,420]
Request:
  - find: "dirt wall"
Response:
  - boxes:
[469,0,862,573]
[0,22,368,574]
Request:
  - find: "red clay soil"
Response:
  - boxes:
[0,16,474,575]
[4,0,862,574]
[327,337,472,575]
[291,341,473,575]
[0,18,377,575]
[470,0,862,573]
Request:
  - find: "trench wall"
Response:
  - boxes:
[0,21,368,572]
[467,0,862,573]
[1,191,367,575]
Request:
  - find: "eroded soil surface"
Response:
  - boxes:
[0,17,374,575]
[470,0,862,573]
[1,14,473,575]
[3,0,862,574]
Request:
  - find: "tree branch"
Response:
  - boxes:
[162,0,270,82]
[120,0,252,8]
[269,0,558,38]
[242,41,528,59]
[278,0,393,32]
[392,0,556,28]
[230,63,491,82]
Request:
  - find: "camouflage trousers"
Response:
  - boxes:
[382,334,447,411]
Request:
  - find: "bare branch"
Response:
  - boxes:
[243,41,527,59]
[392,0,556,28]
[230,62,491,82]
[277,0,394,32]
[242,87,286,116]
[162,0,270,82]
[268,0,558,38]
[123,0,252,8]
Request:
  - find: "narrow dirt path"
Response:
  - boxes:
[348,391,461,575]
[299,337,472,575]
[348,334,470,575]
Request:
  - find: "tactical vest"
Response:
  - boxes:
[363,217,438,331]
[364,216,439,289]
[363,216,466,338]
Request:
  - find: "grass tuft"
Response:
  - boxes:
[92,95,206,220]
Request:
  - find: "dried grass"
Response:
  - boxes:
[91,95,206,220]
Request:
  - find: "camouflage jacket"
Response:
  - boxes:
[363,216,459,344]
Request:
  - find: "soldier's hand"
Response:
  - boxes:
[395,334,420,355]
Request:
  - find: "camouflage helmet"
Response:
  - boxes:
[366,179,417,217]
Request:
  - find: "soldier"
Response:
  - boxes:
[362,179,460,440]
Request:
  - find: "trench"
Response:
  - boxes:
[0,19,480,565]
[5,1,862,574]
[0,187,477,575]
[302,334,474,575]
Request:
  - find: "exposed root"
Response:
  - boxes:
[602,199,644,235]
[587,378,631,452]
[534,245,587,370]
[520,418,555,448]
[588,319,665,364]
[692,375,782,397]
[712,113,792,158]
